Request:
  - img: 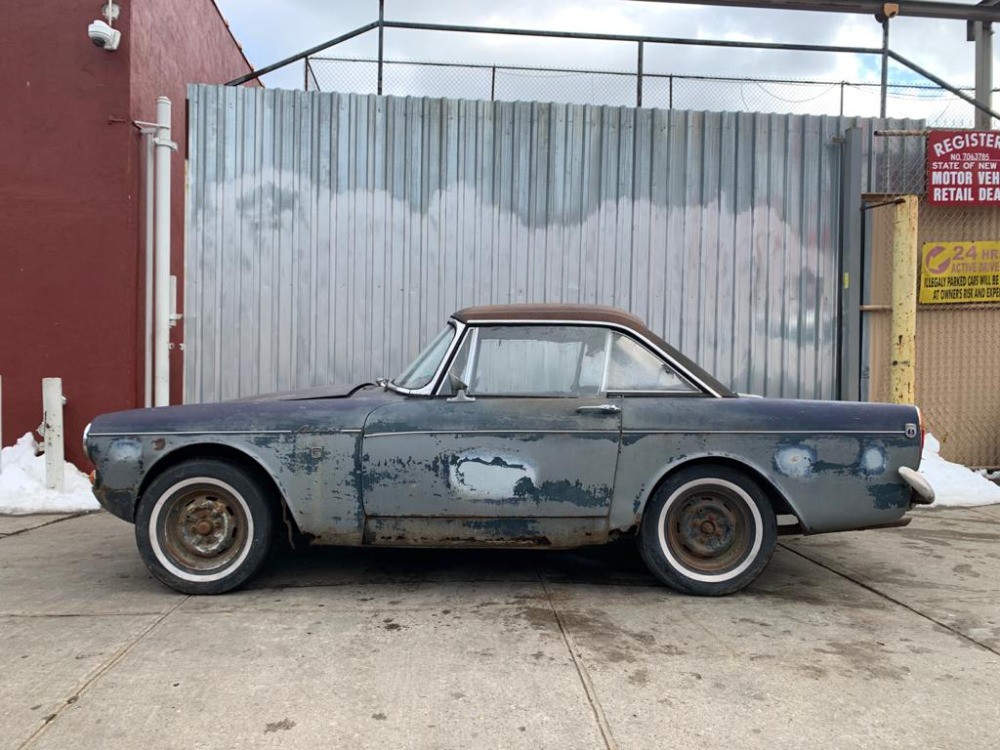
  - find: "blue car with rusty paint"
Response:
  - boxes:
[84,304,933,596]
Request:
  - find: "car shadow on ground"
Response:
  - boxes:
[251,537,659,590]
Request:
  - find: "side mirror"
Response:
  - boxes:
[446,372,474,402]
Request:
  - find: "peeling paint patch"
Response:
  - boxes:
[449,453,536,500]
[774,445,816,478]
[107,438,143,464]
[858,445,887,476]
[868,483,908,509]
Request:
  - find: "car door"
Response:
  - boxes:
[361,324,623,523]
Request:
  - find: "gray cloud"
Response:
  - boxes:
[215,0,993,118]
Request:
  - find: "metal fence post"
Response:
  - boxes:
[491,65,496,101]
[669,74,674,110]
[636,41,644,108]
[377,0,385,95]
[890,196,918,404]
[42,378,65,492]
[880,17,890,118]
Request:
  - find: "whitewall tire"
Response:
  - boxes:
[135,459,274,595]
[638,464,777,596]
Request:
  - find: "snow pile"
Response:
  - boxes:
[921,433,1000,508]
[0,433,100,515]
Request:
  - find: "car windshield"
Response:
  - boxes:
[391,324,455,390]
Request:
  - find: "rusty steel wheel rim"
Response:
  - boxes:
[664,483,754,576]
[158,482,250,574]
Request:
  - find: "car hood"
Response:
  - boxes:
[87,383,399,437]
[232,382,377,402]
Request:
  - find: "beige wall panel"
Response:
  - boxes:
[867,199,1000,467]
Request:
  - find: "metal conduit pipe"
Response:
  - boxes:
[154,97,175,407]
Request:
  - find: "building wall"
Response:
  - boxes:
[0,0,138,468]
[0,1,253,467]
[866,200,1000,467]
[186,86,902,404]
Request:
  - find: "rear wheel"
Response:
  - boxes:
[135,460,274,595]
[638,464,777,596]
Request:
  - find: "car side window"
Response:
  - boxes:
[450,325,608,397]
[605,333,698,393]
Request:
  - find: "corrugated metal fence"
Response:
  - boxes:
[185,84,910,403]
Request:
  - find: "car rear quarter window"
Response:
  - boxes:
[606,334,698,393]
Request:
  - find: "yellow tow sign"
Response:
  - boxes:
[919,241,1000,304]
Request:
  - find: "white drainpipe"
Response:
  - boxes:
[144,131,154,407]
[153,97,176,407]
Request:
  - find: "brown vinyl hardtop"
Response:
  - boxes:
[452,304,736,397]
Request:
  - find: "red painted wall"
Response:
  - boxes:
[0,0,253,468]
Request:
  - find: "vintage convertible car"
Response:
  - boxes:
[85,304,933,596]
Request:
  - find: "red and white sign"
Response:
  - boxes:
[927,130,1000,206]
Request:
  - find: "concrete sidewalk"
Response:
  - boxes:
[1,506,998,749]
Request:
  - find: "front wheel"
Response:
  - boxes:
[638,464,777,596]
[135,460,274,595]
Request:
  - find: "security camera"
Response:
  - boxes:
[88,19,121,51]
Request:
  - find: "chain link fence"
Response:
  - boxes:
[306,57,993,127]
[865,131,1000,467]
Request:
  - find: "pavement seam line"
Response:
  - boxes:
[16,594,191,750]
[0,512,94,539]
[779,542,1000,659]
[538,575,619,750]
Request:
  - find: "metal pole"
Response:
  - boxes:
[880,17,890,118]
[669,74,674,109]
[144,132,154,408]
[42,378,65,492]
[890,196,918,405]
[889,49,1000,122]
[154,97,173,407]
[628,0,1000,23]
[636,41,644,107]
[378,0,385,95]
[490,65,496,101]
[840,81,845,116]
[975,21,994,129]
[838,128,863,401]
[225,22,380,86]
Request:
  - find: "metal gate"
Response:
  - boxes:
[185,84,899,404]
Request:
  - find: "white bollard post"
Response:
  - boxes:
[42,378,65,492]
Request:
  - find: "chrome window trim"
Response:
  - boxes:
[389,320,468,397]
[599,329,613,393]
[453,318,722,398]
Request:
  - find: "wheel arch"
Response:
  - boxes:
[137,443,301,537]
[633,455,805,534]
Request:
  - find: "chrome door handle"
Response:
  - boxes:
[576,404,621,415]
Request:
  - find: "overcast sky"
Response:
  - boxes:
[213,0,995,119]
